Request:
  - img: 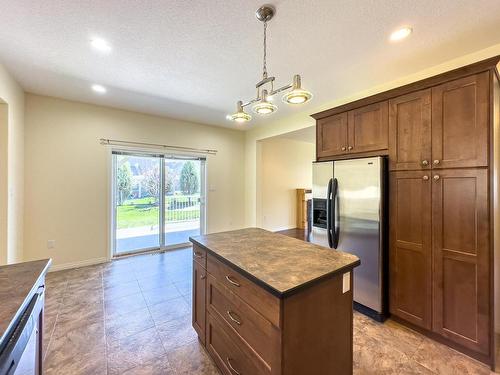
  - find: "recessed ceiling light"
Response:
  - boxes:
[90,37,111,53]
[390,26,413,42]
[91,84,107,94]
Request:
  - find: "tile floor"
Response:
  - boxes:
[43,248,498,375]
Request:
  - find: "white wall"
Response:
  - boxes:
[0,63,25,265]
[24,94,245,269]
[259,138,314,231]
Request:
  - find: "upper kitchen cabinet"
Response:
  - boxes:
[316,112,348,158]
[347,101,389,154]
[315,102,389,160]
[431,72,489,169]
[389,90,432,171]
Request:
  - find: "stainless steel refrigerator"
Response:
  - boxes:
[310,156,386,319]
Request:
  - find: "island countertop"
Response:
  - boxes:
[190,227,360,297]
[0,259,51,348]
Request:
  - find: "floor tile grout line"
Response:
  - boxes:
[101,267,109,375]
[43,279,68,363]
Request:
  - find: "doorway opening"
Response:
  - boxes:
[111,151,206,256]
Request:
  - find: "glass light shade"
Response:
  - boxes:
[283,88,312,104]
[228,101,251,123]
[230,111,252,123]
[253,101,277,115]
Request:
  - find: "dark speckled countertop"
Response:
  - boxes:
[190,228,360,298]
[0,259,51,348]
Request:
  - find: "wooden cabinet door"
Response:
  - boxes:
[347,101,389,154]
[389,90,432,171]
[389,171,432,329]
[193,260,206,343]
[316,113,348,158]
[431,168,490,354]
[431,72,489,169]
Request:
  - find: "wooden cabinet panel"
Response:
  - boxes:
[347,101,388,154]
[389,90,432,171]
[193,244,207,268]
[206,312,270,375]
[431,72,489,169]
[207,255,280,327]
[316,113,348,158]
[389,171,432,329]
[432,168,490,354]
[192,259,206,343]
[207,274,279,370]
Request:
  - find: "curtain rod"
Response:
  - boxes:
[99,138,217,155]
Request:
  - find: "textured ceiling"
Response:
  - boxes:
[1,1,500,130]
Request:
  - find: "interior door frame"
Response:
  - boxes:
[109,147,207,258]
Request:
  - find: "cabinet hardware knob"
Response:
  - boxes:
[422,176,429,180]
[200,274,206,280]
[422,160,429,166]
[227,310,242,325]
[433,175,440,180]
[193,251,203,258]
[341,146,346,151]
[433,159,440,165]
[348,146,353,150]
[225,275,241,287]
[226,358,241,375]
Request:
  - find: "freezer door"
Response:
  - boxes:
[310,162,334,248]
[334,157,383,312]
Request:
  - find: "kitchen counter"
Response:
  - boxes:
[0,259,51,349]
[190,228,359,374]
[190,227,359,297]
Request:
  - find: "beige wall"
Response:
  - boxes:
[24,94,245,269]
[259,138,314,231]
[0,63,25,265]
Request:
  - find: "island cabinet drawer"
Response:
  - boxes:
[207,254,281,327]
[207,274,280,369]
[192,244,206,268]
[207,312,270,375]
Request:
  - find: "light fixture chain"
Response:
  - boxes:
[263,20,267,79]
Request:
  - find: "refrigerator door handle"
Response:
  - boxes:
[326,178,333,248]
[331,178,340,248]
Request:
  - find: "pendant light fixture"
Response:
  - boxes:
[228,5,312,123]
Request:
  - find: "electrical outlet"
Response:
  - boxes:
[47,240,56,249]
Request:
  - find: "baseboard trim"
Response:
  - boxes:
[49,257,109,272]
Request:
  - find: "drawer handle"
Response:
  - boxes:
[226,358,241,375]
[225,275,241,287]
[193,251,203,258]
[200,274,206,280]
[226,310,242,325]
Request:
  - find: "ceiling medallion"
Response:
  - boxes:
[228,4,313,123]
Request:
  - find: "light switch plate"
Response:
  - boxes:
[342,272,350,294]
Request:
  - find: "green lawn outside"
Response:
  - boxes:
[117,195,200,229]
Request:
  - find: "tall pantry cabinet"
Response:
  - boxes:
[312,57,500,368]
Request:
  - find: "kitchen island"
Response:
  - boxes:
[190,228,360,375]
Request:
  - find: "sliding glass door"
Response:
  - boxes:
[164,159,204,246]
[112,151,205,256]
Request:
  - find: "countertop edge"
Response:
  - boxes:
[189,238,360,299]
[0,259,52,351]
